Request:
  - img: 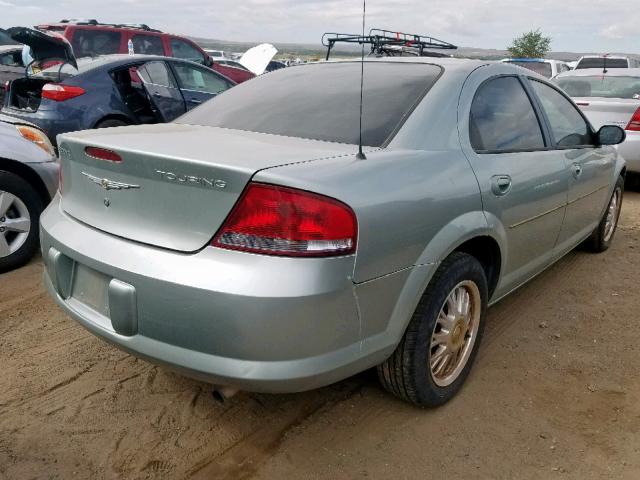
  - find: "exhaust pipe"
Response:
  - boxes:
[212,385,239,403]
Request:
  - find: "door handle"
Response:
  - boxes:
[571,163,583,178]
[491,175,512,196]
[152,92,161,97]
[189,99,202,105]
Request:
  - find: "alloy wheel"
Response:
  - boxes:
[604,187,621,243]
[429,280,482,387]
[0,190,31,259]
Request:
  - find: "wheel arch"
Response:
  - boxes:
[0,157,51,205]
[93,114,133,129]
[452,236,502,299]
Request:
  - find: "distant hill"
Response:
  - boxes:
[190,36,640,62]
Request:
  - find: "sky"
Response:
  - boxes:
[2,0,640,53]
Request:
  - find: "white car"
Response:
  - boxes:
[555,68,640,172]
[501,58,570,78]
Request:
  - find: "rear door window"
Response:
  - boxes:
[530,80,594,147]
[131,34,164,56]
[71,29,121,57]
[470,76,545,152]
[170,39,206,64]
[138,61,176,88]
[171,62,231,93]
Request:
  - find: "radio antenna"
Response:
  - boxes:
[356,0,367,160]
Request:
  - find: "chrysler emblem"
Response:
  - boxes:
[81,172,140,191]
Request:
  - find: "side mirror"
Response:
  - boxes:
[597,125,626,146]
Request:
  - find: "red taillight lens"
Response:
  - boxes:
[626,107,640,131]
[213,183,357,257]
[84,146,122,162]
[3,81,8,93]
[41,83,86,102]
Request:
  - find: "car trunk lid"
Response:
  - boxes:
[573,96,640,129]
[57,123,358,252]
[7,26,77,71]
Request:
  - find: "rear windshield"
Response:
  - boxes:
[555,75,640,99]
[176,62,442,146]
[506,61,552,78]
[576,58,628,69]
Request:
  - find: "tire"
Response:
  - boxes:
[95,118,129,128]
[584,175,624,253]
[377,252,488,407]
[0,171,44,273]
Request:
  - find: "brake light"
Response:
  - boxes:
[626,107,640,131]
[213,183,357,257]
[41,83,86,102]
[84,147,122,162]
[3,81,8,93]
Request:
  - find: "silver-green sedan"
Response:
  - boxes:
[41,58,626,407]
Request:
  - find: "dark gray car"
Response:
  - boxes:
[0,114,57,272]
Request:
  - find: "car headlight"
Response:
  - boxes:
[16,125,55,157]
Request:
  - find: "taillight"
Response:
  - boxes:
[84,146,122,162]
[626,107,640,131]
[41,83,86,102]
[3,81,8,93]
[212,183,357,257]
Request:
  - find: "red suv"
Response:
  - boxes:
[36,20,254,83]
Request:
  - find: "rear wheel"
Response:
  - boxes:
[95,118,129,129]
[0,171,44,273]
[584,175,624,253]
[377,252,488,407]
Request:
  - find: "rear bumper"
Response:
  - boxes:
[40,195,376,393]
[617,131,640,173]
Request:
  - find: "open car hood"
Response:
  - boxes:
[6,26,77,70]
[239,43,277,75]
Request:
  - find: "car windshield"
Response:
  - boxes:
[555,75,640,99]
[505,61,553,78]
[176,62,442,146]
[576,58,628,69]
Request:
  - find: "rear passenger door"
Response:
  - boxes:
[137,61,186,122]
[169,61,233,109]
[527,79,616,251]
[461,74,569,295]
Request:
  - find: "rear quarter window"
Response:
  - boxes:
[71,29,121,57]
[131,34,164,56]
[176,62,442,147]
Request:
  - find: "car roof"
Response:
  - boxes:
[556,67,640,78]
[334,56,488,74]
[578,55,630,60]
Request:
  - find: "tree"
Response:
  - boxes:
[508,29,552,58]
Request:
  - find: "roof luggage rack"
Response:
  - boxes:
[322,28,457,60]
[57,19,161,32]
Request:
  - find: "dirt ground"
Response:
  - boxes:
[1,191,640,480]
